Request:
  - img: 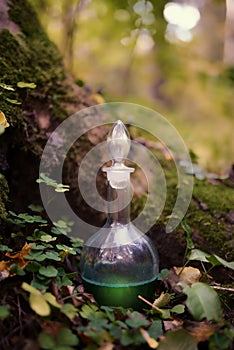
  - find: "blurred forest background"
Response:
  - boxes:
[30,0,234,173]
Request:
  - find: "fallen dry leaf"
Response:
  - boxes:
[0,111,10,128]
[186,320,217,342]
[153,292,170,308]
[174,266,201,286]
[163,319,184,332]
[98,342,114,350]
[5,242,31,269]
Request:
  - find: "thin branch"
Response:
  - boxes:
[212,286,234,292]
[138,295,164,314]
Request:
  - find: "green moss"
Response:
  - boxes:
[0,173,9,219]
[132,148,234,260]
[0,0,67,130]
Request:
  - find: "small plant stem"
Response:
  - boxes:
[212,286,234,292]
[138,295,164,314]
[178,260,189,276]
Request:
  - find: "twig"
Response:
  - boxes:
[212,286,234,292]
[138,295,164,314]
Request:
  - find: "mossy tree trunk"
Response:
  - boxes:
[0,0,93,217]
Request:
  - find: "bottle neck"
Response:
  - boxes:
[107,180,131,226]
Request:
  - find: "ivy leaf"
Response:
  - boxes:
[158,329,198,350]
[182,282,222,322]
[39,265,58,277]
[29,293,50,316]
[188,249,209,263]
[207,255,234,270]
[17,81,37,89]
[188,249,234,270]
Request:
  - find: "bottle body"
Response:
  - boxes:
[80,223,159,309]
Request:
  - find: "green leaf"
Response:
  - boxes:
[126,311,148,327]
[29,293,50,316]
[171,304,185,314]
[0,244,12,252]
[188,249,209,263]
[188,250,234,270]
[158,330,198,350]
[28,204,43,212]
[5,97,21,105]
[22,282,39,294]
[39,332,56,349]
[26,261,41,272]
[79,303,98,319]
[182,282,222,322]
[157,268,169,281]
[56,244,75,254]
[10,264,25,276]
[181,220,194,249]
[207,255,234,270]
[0,306,10,319]
[148,320,163,338]
[120,329,144,346]
[39,265,58,277]
[57,328,79,346]
[44,251,61,261]
[61,303,78,319]
[44,293,61,308]
[17,81,37,89]
[101,306,115,322]
[0,83,14,91]
[40,234,57,242]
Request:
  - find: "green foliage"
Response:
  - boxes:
[181,282,222,322]
[188,249,234,271]
[39,328,79,350]
[36,173,70,193]
[158,330,198,350]
[0,305,10,319]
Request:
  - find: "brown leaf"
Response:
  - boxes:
[153,292,170,308]
[5,242,31,269]
[0,111,10,128]
[186,321,217,342]
[98,342,114,350]
[163,319,184,332]
[173,266,201,286]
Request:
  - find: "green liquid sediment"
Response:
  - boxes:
[82,278,157,310]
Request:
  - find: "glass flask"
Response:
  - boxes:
[80,120,159,309]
